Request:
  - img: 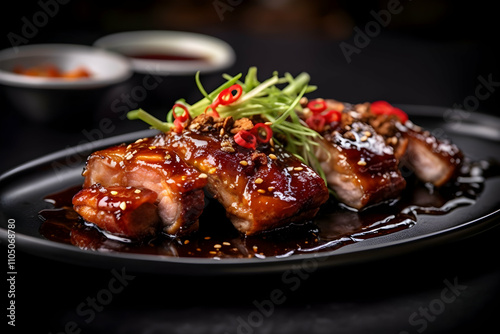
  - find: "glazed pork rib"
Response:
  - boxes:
[74,136,207,237]
[152,115,330,235]
[346,101,464,186]
[73,185,160,239]
[316,119,406,210]
[302,98,463,210]
[397,122,463,186]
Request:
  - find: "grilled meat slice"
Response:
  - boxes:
[317,120,406,209]
[152,115,330,235]
[347,101,463,186]
[397,122,463,186]
[73,185,160,239]
[80,137,207,236]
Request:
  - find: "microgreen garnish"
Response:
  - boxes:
[126,67,328,184]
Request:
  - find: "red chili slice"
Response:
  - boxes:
[370,100,408,123]
[306,114,326,132]
[172,103,190,122]
[172,118,185,133]
[389,107,408,123]
[204,84,243,119]
[370,101,393,115]
[251,123,273,143]
[307,99,327,113]
[204,104,220,118]
[324,110,341,123]
[234,130,257,150]
[219,84,243,105]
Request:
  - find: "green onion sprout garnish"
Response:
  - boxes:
[127,67,328,184]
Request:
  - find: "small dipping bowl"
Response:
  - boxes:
[0,44,133,128]
[93,30,236,110]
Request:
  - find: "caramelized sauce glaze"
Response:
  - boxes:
[38,159,497,259]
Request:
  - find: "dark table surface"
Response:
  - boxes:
[1,27,499,334]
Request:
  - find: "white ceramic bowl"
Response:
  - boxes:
[0,44,133,125]
[93,30,236,76]
[0,44,132,89]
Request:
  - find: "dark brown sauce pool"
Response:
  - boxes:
[38,160,497,259]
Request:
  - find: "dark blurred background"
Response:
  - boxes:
[1,2,499,333]
[1,0,499,110]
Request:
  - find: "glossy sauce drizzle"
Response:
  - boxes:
[39,159,497,259]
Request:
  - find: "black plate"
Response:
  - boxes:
[1,105,499,275]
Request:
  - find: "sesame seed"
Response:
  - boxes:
[204,236,211,240]
[364,131,372,137]
[357,160,367,166]
[343,131,355,140]
[119,202,127,210]
[209,251,217,255]
[253,245,258,252]
[264,121,272,126]
[255,178,264,184]
[209,167,217,174]
[110,190,118,195]
[214,244,222,249]
[269,138,275,147]
[198,173,208,179]
[149,146,156,150]
[134,189,142,194]
[220,128,225,136]
[184,240,190,245]
[223,242,231,246]
[257,189,266,194]
[239,160,248,166]
[360,135,368,142]
[221,146,235,153]
[268,186,275,192]
[269,154,277,160]
[287,167,294,171]
[294,167,304,171]
[126,144,132,150]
